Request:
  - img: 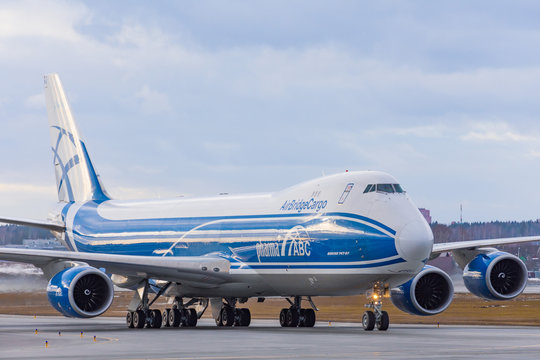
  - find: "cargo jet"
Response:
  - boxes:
[1,74,539,330]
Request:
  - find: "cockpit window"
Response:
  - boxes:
[376,184,394,193]
[363,183,405,194]
[393,184,405,193]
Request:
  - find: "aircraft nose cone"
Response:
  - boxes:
[396,220,433,261]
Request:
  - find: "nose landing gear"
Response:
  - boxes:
[363,283,389,331]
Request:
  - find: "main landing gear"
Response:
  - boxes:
[161,297,198,328]
[125,281,205,329]
[279,296,317,328]
[362,283,389,331]
[214,298,251,327]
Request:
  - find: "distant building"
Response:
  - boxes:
[21,239,64,250]
[418,208,432,224]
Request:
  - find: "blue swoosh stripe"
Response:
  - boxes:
[231,257,405,269]
[326,212,396,235]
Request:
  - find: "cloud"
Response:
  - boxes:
[0,182,55,195]
[365,124,448,138]
[135,85,172,114]
[460,122,537,143]
[0,0,89,42]
[24,93,45,109]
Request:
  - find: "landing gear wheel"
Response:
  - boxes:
[133,310,146,329]
[304,308,316,327]
[279,308,288,327]
[236,308,251,327]
[376,311,389,331]
[221,307,235,327]
[186,308,198,327]
[169,308,181,327]
[126,311,134,328]
[162,309,170,327]
[179,309,188,327]
[298,309,306,327]
[149,309,162,328]
[362,311,375,331]
[286,308,299,327]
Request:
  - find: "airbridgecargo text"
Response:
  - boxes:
[280,198,327,213]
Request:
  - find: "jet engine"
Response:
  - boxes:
[391,265,454,316]
[47,266,114,318]
[463,251,527,301]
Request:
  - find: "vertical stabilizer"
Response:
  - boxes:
[44,74,109,203]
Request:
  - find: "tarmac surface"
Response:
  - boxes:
[0,315,539,359]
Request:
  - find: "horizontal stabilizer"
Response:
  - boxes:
[0,216,64,232]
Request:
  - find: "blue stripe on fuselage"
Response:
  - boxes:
[230,257,406,269]
[68,201,399,265]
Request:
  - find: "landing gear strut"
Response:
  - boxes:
[279,296,316,328]
[363,283,389,331]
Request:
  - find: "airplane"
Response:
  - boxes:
[1,73,539,331]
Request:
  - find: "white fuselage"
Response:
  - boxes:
[52,171,433,297]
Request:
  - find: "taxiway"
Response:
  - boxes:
[0,315,539,359]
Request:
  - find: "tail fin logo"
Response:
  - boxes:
[51,126,79,202]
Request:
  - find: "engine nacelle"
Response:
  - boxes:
[47,266,114,318]
[463,251,527,301]
[391,265,454,316]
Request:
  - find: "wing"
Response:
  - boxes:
[0,248,230,285]
[0,216,64,232]
[432,235,540,255]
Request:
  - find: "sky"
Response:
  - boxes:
[1,0,540,224]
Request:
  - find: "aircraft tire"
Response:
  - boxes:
[279,308,288,327]
[298,309,306,327]
[304,308,316,327]
[126,311,134,328]
[186,308,198,327]
[169,308,181,327]
[162,309,170,327]
[149,309,162,328]
[377,311,389,331]
[133,310,146,329]
[237,308,251,327]
[286,308,299,327]
[221,307,235,327]
[179,309,189,327]
[362,311,375,331]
